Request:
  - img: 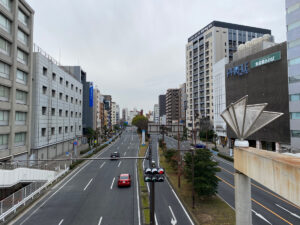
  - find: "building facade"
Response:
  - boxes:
[111,102,116,126]
[0,0,34,161]
[286,0,300,151]
[179,83,187,125]
[225,42,290,151]
[186,21,271,131]
[103,95,112,129]
[158,94,166,117]
[166,89,179,125]
[31,51,83,160]
[153,104,159,124]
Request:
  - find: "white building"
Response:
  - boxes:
[213,58,228,143]
[153,104,159,124]
[116,104,120,125]
[111,102,116,126]
[31,51,83,160]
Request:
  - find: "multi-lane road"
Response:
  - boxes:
[11,127,141,225]
[164,136,300,225]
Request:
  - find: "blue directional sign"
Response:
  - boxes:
[89,83,93,107]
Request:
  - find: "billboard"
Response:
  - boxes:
[89,83,93,107]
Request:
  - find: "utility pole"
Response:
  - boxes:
[148,138,155,225]
[192,149,195,209]
[177,89,181,189]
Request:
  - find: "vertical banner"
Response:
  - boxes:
[142,129,145,146]
[89,82,93,107]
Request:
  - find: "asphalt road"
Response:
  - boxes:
[164,136,300,225]
[145,134,194,225]
[11,127,141,225]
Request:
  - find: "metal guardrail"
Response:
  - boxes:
[0,169,69,222]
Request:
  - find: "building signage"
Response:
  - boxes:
[227,62,249,77]
[250,51,281,68]
[89,82,93,107]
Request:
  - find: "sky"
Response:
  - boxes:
[27,0,286,113]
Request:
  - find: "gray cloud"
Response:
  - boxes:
[27,0,286,112]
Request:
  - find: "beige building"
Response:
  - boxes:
[0,0,34,161]
[186,21,271,132]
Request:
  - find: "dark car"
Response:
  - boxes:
[195,143,206,149]
[118,173,131,187]
[110,152,120,160]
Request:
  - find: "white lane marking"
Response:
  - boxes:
[155,213,159,225]
[100,162,105,169]
[275,204,300,219]
[110,177,115,190]
[83,178,93,191]
[58,219,64,225]
[136,160,141,225]
[98,216,103,225]
[169,206,177,225]
[252,210,272,224]
[124,152,127,156]
[118,161,122,167]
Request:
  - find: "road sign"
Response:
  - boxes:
[66,152,69,156]
[73,141,78,146]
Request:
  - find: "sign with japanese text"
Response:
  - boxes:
[250,51,281,68]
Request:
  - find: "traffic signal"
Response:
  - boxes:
[144,168,165,182]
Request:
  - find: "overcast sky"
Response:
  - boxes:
[27,0,286,113]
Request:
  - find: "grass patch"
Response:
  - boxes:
[159,148,235,225]
[138,142,150,225]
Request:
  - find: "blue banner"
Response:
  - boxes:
[89,83,93,107]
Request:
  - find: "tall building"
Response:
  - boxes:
[31,51,83,160]
[166,89,179,125]
[93,88,101,131]
[103,95,112,128]
[179,83,187,125]
[186,21,271,131]
[159,95,166,117]
[111,102,116,126]
[0,0,34,162]
[286,0,300,152]
[122,108,128,122]
[153,104,159,123]
[116,104,120,125]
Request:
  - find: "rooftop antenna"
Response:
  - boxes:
[221,95,283,147]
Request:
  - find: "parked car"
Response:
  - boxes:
[118,173,131,187]
[195,143,206,149]
[110,152,120,160]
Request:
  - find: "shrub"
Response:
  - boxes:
[217,153,234,162]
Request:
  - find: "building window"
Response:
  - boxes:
[59,109,62,117]
[42,86,47,94]
[16,70,27,85]
[0,37,10,55]
[59,77,63,84]
[0,13,11,33]
[0,110,8,125]
[51,127,55,135]
[18,9,28,26]
[289,57,300,66]
[0,85,9,101]
[65,110,68,117]
[0,61,9,79]
[290,112,300,119]
[59,92,63,100]
[65,127,68,133]
[290,94,300,101]
[79,113,82,118]
[52,89,56,97]
[75,112,78,117]
[59,127,62,134]
[42,107,47,115]
[14,132,26,146]
[52,72,56,81]
[287,3,300,14]
[0,134,8,149]
[17,29,28,45]
[15,111,26,125]
[41,128,46,137]
[71,97,73,103]
[0,0,11,11]
[76,87,78,92]
[71,111,73,117]
[66,80,69,87]
[17,49,28,65]
[79,125,81,131]
[288,38,300,49]
[16,90,27,104]
[51,108,55,116]
[75,99,78,104]
[43,67,47,76]
[79,89,82,94]
[289,75,300,83]
[71,84,73,90]
[66,95,68,102]
[288,20,300,31]
[71,126,73,132]
[291,130,300,138]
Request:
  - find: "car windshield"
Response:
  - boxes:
[120,175,129,179]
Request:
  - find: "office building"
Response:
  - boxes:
[122,108,128,122]
[93,87,101,131]
[103,95,112,129]
[31,51,83,160]
[0,0,34,161]
[186,21,271,131]
[225,41,289,151]
[153,104,159,123]
[286,0,300,152]
[179,83,187,125]
[112,102,116,126]
[166,89,179,125]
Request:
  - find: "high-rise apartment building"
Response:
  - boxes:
[179,83,187,125]
[286,0,300,152]
[186,21,271,131]
[153,104,159,123]
[166,89,179,125]
[158,95,166,117]
[31,51,83,160]
[0,0,34,161]
[111,102,116,126]
[103,95,112,128]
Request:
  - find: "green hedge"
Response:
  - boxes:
[217,153,234,162]
[212,147,219,152]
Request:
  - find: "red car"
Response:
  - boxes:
[118,173,131,187]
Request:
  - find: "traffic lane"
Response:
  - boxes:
[215,156,300,216]
[217,170,297,225]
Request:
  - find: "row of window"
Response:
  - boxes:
[0,110,26,125]
[0,0,29,26]
[288,56,300,66]
[0,85,27,104]
[287,2,300,14]
[0,36,28,64]
[0,61,28,84]
[41,126,82,137]
[41,106,82,118]
[42,67,82,94]
[42,86,82,104]
[0,132,26,150]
